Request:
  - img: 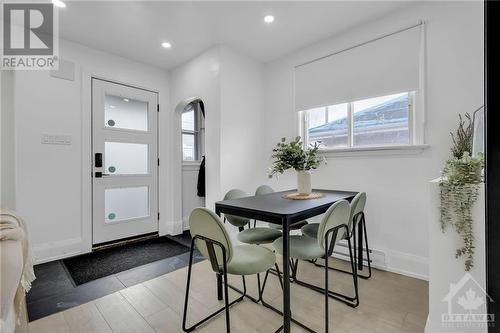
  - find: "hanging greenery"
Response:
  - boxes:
[439,112,483,271]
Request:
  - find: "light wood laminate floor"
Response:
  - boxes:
[28,257,428,333]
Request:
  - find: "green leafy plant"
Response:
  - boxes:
[268,136,325,177]
[450,113,473,159]
[440,113,483,271]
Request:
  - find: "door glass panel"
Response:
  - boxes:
[105,142,148,174]
[105,94,148,131]
[105,186,149,222]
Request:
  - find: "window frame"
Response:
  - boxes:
[300,91,424,153]
[181,105,201,162]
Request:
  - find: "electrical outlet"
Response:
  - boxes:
[41,134,72,145]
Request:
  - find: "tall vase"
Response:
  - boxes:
[297,170,312,195]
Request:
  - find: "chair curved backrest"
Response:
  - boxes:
[348,192,367,232]
[223,189,250,227]
[255,185,274,196]
[189,207,233,264]
[317,200,350,250]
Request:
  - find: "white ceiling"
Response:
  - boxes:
[59,1,415,70]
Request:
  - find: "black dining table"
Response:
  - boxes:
[215,189,358,333]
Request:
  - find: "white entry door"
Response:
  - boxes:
[92,78,158,245]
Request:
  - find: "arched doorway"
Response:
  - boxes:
[175,97,206,231]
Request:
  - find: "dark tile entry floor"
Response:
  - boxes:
[63,236,190,285]
[27,232,203,322]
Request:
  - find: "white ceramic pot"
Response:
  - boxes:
[297,170,312,195]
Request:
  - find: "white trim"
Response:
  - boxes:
[331,240,428,281]
[80,70,93,255]
[301,91,426,152]
[80,70,162,254]
[321,144,429,157]
[33,238,84,264]
[182,161,202,171]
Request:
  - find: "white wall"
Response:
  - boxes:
[262,1,484,279]
[170,46,222,234]
[1,71,16,209]
[12,39,171,263]
[427,181,486,332]
[219,46,267,195]
[170,45,266,234]
[182,164,205,230]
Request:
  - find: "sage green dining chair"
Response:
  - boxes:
[255,185,308,230]
[301,192,372,279]
[223,189,251,231]
[183,208,277,332]
[272,200,359,321]
[235,185,282,245]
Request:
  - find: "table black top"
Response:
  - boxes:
[215,189,357,225]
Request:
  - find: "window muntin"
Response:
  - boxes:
[304,92,413,150]
[181,104,200,161]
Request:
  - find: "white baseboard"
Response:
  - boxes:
[332,240,428,281]
[32,237,87,264]
[182,216,190,232]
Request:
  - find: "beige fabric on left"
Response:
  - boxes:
[0,208,35,333]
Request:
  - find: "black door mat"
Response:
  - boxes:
[62,236,190,285]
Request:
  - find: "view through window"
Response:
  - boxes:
[305,92,413,149]
[182,105,197,160]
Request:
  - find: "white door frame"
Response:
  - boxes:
[81,73,161,252]
[91,78,159,244]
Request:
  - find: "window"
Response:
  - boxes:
[181,104,200,161]
[303,92,414,150]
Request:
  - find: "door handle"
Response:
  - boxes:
[95,153,103,168]
[94,172,112,178]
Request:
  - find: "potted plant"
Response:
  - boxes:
[268,136,326,195]
[440,113,484,271]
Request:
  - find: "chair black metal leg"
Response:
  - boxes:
[222,264,231,332]
[259,269,317,333]
[325,241,329,333]
[183,237,244,332]
[226,274,265,303]
[217,273,223,300]
[182,241,196,332]
[360,214,372,279]
[274,263,284,290]
[313,215,372,280]
[292,231,360,308]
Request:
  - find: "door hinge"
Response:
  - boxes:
[158,212,160,220]
[157,104,159,112]
[157,158,160,166]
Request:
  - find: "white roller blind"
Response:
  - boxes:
[294,24,422,111]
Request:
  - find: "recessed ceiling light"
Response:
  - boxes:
[161,42,172,49]
[52,0,66,8]
[123,98,129,102]
[264,15,275,23]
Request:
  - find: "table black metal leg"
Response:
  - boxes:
[282,219,291,333]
